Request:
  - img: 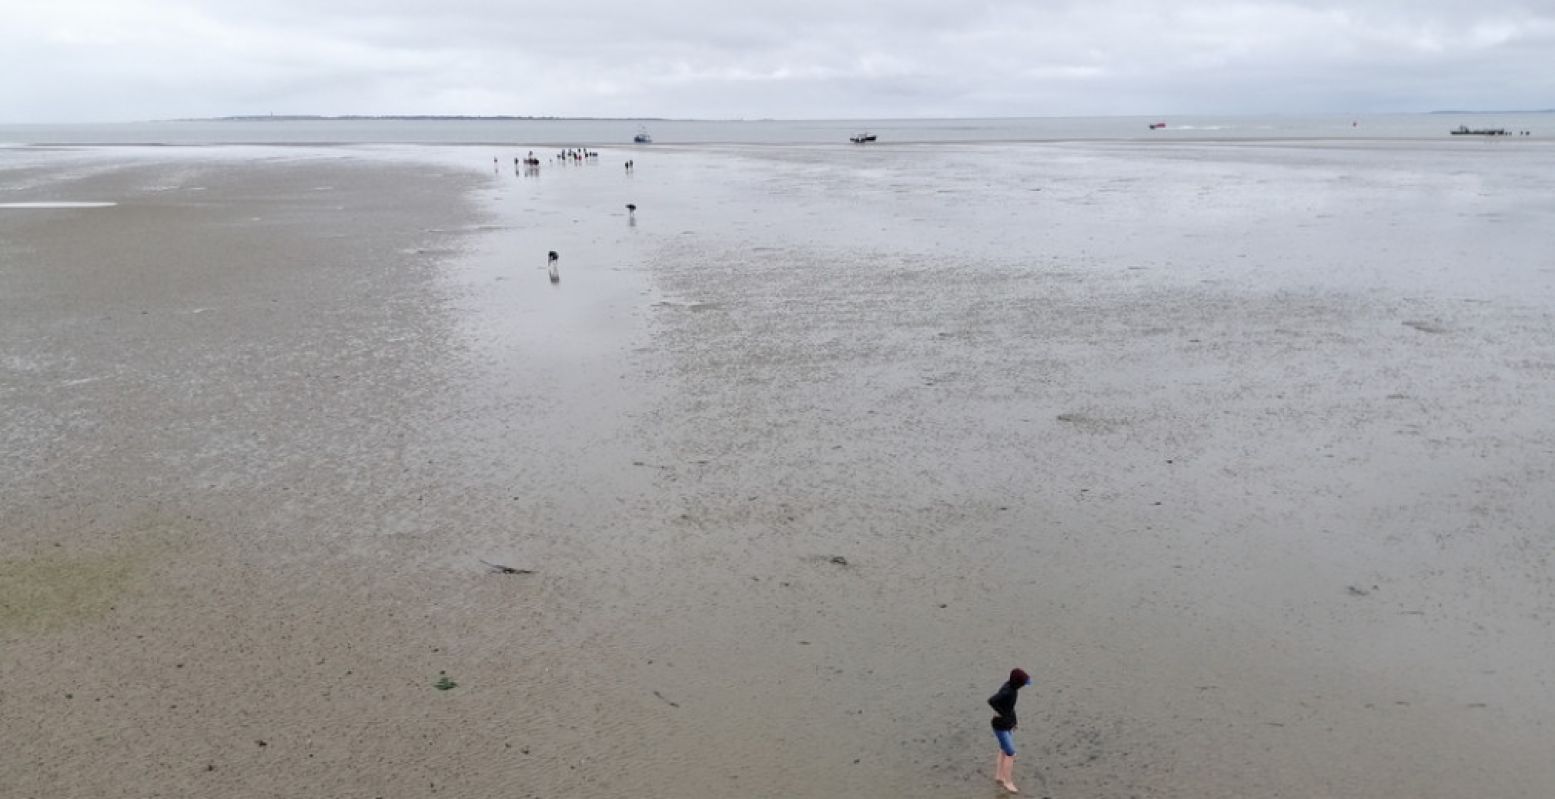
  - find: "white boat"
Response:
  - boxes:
[633,126,653,144]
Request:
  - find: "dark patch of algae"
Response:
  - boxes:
[0,520,185,633]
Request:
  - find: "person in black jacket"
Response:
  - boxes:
[988,667,1032,792]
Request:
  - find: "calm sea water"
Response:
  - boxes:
[0,114,1548,147]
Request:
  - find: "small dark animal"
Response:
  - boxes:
[626,203,636,216]
[548,250,559,263]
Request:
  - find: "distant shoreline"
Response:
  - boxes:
[1428,109,1555,115]
[175,115,674,123]
[168,110,1555,123]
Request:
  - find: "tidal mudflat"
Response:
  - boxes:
[3,138,1553,797]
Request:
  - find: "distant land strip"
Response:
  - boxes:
[1428,109,1554,114]
[177,115,673,122]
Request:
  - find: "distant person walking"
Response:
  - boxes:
[988,668,1032,793]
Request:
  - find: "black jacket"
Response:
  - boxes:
[988,680,1020,731]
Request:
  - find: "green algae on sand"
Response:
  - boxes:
[0,550,141,632]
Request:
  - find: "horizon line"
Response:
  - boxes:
[4,109,1553,126]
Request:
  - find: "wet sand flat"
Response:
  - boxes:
[3,140,1555,798]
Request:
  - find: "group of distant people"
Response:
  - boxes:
[497,148,608,171]
[494,153,539,170]
[505,151,632,170]
[495,148,633,179]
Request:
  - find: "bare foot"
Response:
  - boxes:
[999,780,1019,793]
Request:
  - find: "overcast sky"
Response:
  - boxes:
[4,1,1553,122]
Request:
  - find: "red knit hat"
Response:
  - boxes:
[1010,668,1031,686]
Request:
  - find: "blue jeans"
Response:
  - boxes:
[994,728,1016,756]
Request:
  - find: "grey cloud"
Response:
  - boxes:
[3,0,1553,121]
